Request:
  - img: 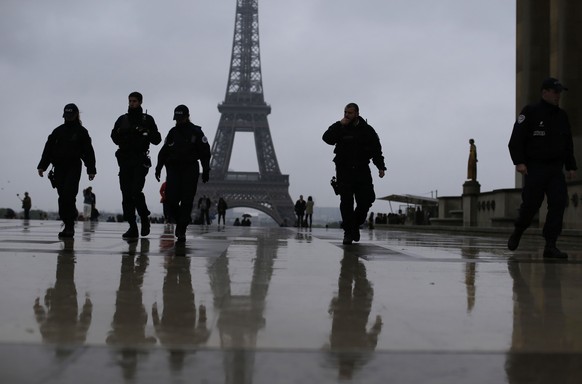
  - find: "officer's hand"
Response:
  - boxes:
[379,169,385,178]
[38,169,44,177]
[202,170,210,183]
[567,170,576,180]
[516,164,528,175]
[88,174,95,181]
[155,170,161,182]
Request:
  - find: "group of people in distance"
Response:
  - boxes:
[37,92,210,243]
[36,80,575,256]
[294,195,314,229]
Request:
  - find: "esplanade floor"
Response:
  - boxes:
[1,219,582,383]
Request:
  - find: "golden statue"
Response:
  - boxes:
[467,138,477,181]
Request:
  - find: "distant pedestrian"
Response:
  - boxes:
[111,91,161,239]
[368,212,374,229]
[83,187,95,220]
[20,192,32,220]
[155,105,211,243]
[305,196,314,229]
[159,181,169,223]
[294,195,306,228]
[37,103,96,238]
[217,197,228,226]
[198,195,211,225]
[89,189,99,222]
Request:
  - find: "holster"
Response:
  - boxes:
[48,169,57,189]
[330,176,339,195]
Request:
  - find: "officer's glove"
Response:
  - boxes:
[155,169,161,182]
[202,169,210,183]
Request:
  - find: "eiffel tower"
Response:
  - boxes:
[196,0,295,226]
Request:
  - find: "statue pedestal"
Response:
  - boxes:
[462,180,481,227]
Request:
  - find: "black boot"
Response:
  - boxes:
[58,221,75,238]
[175,224,186,243]
[543,242,568,259]
[122,222,139,239]
[507,229,523,251]
[352,227,361,242]
[342,232,353,245]
[140,216,150,236]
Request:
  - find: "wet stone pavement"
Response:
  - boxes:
[1,219,582,383]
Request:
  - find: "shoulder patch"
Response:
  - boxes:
[517,114,526,124]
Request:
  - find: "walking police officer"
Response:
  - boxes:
[38,103,96,238]
[155,105,211,243]
[323,103,386,245]
[508,77,577,258]
[111,92,161,239]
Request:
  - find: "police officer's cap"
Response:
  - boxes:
[62,103,79,118]
[173,105,189,120]
[541,77,568,91]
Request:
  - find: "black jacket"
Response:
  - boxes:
[37,121,97,174]
[508,99,577,170]
[111,108,161,155]
[156,121,211,173]
[322,116,386,171]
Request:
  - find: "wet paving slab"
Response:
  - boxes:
[1,219,582,383]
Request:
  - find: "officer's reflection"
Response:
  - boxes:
[326,253,383,380]
[106,239,156,380]
[152,256,210,372]
[505,261,574,383]
[33,239,92,356]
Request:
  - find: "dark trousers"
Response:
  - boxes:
[296,213,305,227]
[200,209,210,225]
[54,160,82,224]
[119,163,150,223]
[337,166,376,234]
[217,212,226,225]
[515,163,567,244]
[165,166,199,228]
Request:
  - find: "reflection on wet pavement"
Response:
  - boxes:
[1,220,582,383]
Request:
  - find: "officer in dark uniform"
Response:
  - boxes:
[111,92,161,239]
[155,105,211,243]
[323,103,386,245]
[37,103,97,238]
[508,77,577,258]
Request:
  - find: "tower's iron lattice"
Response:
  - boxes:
[196,0,295,226]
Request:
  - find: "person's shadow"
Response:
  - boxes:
[326,252,383,380]
[152,256,210,372]
[106,238,156,381]
[33,238,92,358]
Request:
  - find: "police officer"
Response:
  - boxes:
[323,103,386,245]
[155,105,211,243]
[508,77,577,258]
[37,103,97,238]
[111,92,161,239]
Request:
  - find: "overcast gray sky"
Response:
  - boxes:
[0,0,516,217]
